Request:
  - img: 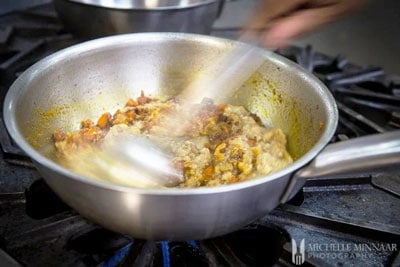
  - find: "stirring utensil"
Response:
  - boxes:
[103,135,184,187]
[180,33,267,104]
[84,34,267,187]
[65,135,184,188]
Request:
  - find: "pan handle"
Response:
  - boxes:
[281,130,400,202]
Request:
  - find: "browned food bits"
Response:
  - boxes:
[53,92,293,188]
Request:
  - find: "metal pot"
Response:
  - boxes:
[4,33,400,240]
[53,0,224,38]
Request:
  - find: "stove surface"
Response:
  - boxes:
[0,3,399,267]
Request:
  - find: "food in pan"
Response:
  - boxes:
[53,92,293,187]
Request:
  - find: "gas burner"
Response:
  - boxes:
[100,225,289,266]
[0,3,399,267]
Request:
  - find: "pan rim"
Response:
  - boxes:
[3,32,338,196]
[61,0,218,11]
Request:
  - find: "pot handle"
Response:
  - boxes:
[217,0,242,18]
[280,130,400,203]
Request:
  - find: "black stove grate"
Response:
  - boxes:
[0,3,399,267]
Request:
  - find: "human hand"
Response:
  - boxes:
[245,0,366,48]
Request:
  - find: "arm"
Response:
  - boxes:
[245,0,366,48]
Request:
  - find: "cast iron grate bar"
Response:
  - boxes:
[25,179,71,219]
[13,25,63,38]
[65,228,132,265]
[333,54,348,69]
[0,118,31,165]
[357,80,393,94]
[282,202,400,236]
[197,242,226,266]
[267,211,400,267]
[334,86,400,107]
[5,214,93,250]
[390,250,400,267]
[118,240,152,267]
[267,208,400,242]
[337,115,369,137]
[101,243,132,267]
[17,9,60,25]
[296,45,314,71]
[0,26,13,44]
[0,39,44,71]
[303,176,372,188]
[393,87,400,96]
[336,101,386,133]
[389,112,400,128]
[162,241,209,267]
[202,238,247,266]
[371,174,400,198]
[325,66,385,88]
[345,97,400,113]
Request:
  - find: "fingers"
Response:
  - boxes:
[262,7,335,48]
[245,0,308,30]
[262,0,365,48]
[244,0,366,49]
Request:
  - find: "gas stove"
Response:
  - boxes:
[0,3,399,267]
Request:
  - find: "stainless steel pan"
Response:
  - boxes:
[53,0,224,38]
[4,33,400,240]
